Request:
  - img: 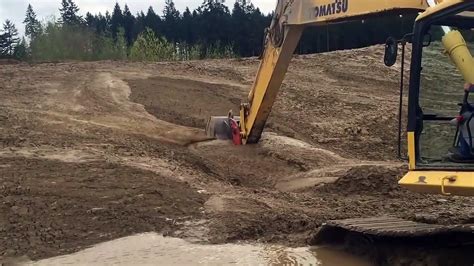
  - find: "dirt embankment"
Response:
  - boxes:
[0,46,473,262]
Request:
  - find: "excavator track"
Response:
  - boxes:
[311,217,474,265]
[314,217,474,240]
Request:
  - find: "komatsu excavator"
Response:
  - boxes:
[208,0,474,197]
[206,0,474,262]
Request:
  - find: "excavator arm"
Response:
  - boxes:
[240,25,303,144]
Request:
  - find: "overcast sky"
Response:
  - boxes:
[0,0,276,36]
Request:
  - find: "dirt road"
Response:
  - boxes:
[1,46,473,262]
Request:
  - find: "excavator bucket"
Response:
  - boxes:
[206,115,241,141]
[206,116,233,140]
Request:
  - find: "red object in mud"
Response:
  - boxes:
[230,119,242,145]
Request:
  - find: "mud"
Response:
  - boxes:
[24,233,371,266]
[0,46,473,263]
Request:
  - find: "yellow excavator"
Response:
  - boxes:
[206,0,474,261]
[207,0,474,196]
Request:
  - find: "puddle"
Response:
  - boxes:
[24,233,371,266]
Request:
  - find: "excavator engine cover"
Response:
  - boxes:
[206,116,241,144]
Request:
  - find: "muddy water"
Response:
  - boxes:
[26,233,370,266]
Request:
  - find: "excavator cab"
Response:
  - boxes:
[397,1,474,196]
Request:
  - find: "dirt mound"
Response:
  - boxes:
[260,133,346,169]
[317,165,405,195]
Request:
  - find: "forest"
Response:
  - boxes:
[0,0,420,61]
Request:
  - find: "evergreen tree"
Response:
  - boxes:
[133,11,146,41]
[85,12,96,29]
[110,3,123,40]
[163,0,181,43]
[105,11,112,32]
[181,7,195,45]
[24,4,42,39]
[59,0,82,25]
[59,0,69,23]
[145,7,161,36]
[196,0,232,50]
[123,5,135,46]
[0,33,4,57]
[14,37,28,60]
[249,7,270,55]
[1,20,20,57]
[232,0,256,56]
[115,27,128,59]
[88,12,109,35]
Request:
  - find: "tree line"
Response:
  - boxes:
[1,0,426,62]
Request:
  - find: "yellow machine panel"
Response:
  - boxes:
[400,171,474,196]
[286,0,427,26]
[416,0,465,20]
